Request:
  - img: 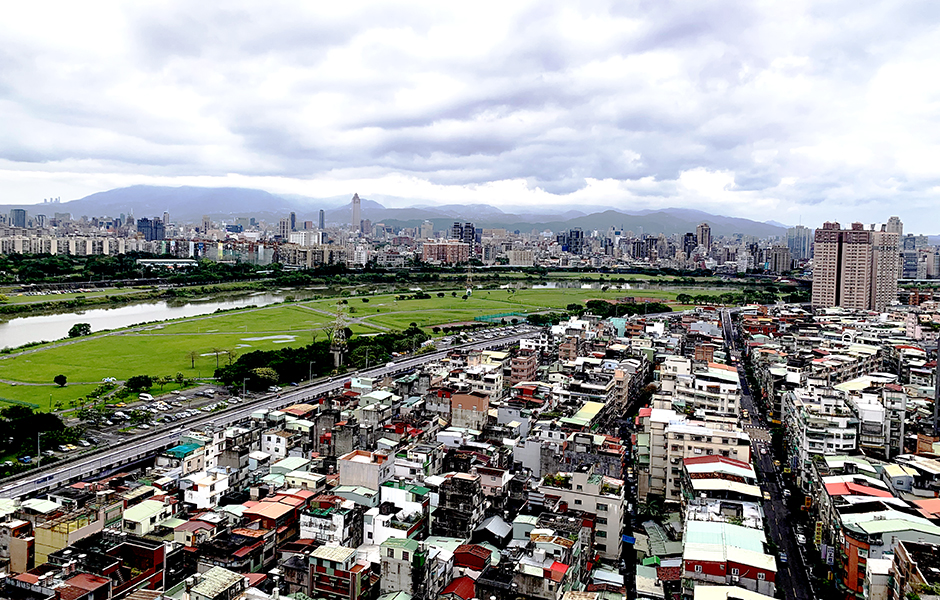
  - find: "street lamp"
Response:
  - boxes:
[37,431,47,468]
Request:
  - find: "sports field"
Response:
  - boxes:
[0,285,719,408]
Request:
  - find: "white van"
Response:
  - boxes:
[138,393,154,401]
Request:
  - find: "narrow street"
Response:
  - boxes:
[722,309,816,600]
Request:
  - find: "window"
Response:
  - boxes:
[597,531,606,538]
[576,485,583,491]
[387,549,394,558]
[597,517,607,525]
[694,565,702,573]
[596,544,606,552]
[758,572,766,581]
[402,552,409,561]
[574,499,582,505]
[597,503,608,512]
[731,568,739,576]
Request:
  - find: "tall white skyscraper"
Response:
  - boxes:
[351,193,361,233]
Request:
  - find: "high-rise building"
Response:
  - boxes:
[9,209,26,228]
[768,245,792,274]
[202,215,211,235]
[289,212,296,232]
[136,217,165,241]
[786,225,814,261]
[811,221,900,311]
[886,216,903,234]
[318,209,325,230]
[163,211,170,226]
[419,220,434,240]
[351,193,361,232]
[278,218,291,239]
[682,232,697,257]
[557,228,584,255]
[696,222,712,249]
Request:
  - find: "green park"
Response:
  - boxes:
[0,279,797,411]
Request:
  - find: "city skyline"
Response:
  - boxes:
[2,2,939,227]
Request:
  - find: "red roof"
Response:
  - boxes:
[825,482,893,498]
[638,407,652,417]
[57,585,87,600]
[683,455,753,470]
[65,573,110,591]
[546,561,569,582]
[442,576,475,600]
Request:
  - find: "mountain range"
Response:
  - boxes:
[3,185,789,238]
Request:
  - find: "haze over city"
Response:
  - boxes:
[3,2,939,227]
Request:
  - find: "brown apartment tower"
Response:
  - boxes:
[811,221,900,311]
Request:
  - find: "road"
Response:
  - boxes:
[0,329,538,500]
[720,309,814,600]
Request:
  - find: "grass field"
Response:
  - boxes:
[0,285,720,405]
[0,383,101,412]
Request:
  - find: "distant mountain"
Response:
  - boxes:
[0,185,786,237]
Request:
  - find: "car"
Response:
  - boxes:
[796,534,807,545]
[171,401,183,408]
[114,402,126,408]
[267,386,281,393]
[778,552,787,564]
[229,397,241,404]
[773,460,782,468]
[760,448,767,455]
[139,424,150,430]
[104,419,114,426]
[763,491,771,501]
[66,444,78,451]
[87,437,98,445]
[783,489,791,498]
[42,450,54,457]
[78,440,90,447]
[138,393,154,401]
[18,456,31,463]
[58,444,70,452]
[1,461,13,467]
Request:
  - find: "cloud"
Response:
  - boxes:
[1,1,939,228]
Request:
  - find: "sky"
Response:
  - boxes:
[2,1,940,229]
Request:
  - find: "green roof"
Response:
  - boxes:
[382,480,430,496]
[165,443,202,458]
[381,537,420,551]
[123,500,167,523]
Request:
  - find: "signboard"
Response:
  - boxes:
[622,535,636,544]
[814,521,824,544]
[826,546,835,565]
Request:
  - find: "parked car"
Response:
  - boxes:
[796,534,807,545]
[19,456,31,463]
[58,445,70,452]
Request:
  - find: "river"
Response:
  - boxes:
[0,292,297,350]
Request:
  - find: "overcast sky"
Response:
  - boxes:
[3,1,939,228]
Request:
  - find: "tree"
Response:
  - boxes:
[125,375,153,392]
[129,409,152,425]
[157,375,172,390]
[250,367,279,388]
[188,351,198,369]
[68,323,91,338]
[53,374,67,387]
[175,372,185,386]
